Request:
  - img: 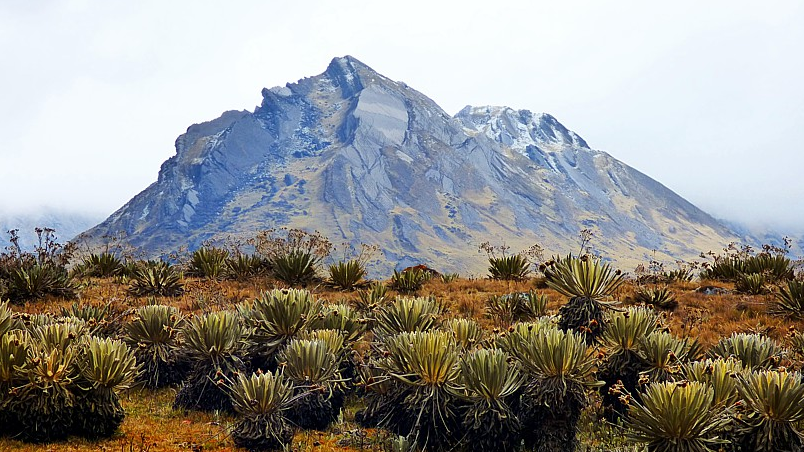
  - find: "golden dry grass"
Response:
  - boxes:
[3,274,803,451]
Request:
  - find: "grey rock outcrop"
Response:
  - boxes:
[77,56,738,275]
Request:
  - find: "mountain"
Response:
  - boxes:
[77,56,739,275]
[1,210,102,252]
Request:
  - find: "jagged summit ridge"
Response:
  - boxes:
[78,56,737,275]
[456,105,589,152]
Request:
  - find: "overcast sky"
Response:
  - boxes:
[1,1,803,233]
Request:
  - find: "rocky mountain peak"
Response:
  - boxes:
[77,56,739,275]
[455,105,589,155]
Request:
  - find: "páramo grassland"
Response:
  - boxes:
[2,227,804,452]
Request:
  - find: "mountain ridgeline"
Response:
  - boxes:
[77,56,738,275]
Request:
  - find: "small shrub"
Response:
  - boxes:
[734,272,767,295]
[700,256,746,281]
[480,241,543,282]
[0,301,20,337]
[239,289,322,367]
[390,268,429,294]
[599,306,659,359]
[174,311,245,412]
[252,229,332,286]
[772,279,804,318]
[227,371,295,451]
[664,267,694,283]
[74,252,123,278]
[708,333,785,369]
[0,228,77,304]
[639,331,692,382]
[487,291,548,325]
[625,381,729,452]
[443,317,484,349]
[5,264,77,303]
[329,259,366,290]
[5,336,80,442]
[328,243,378,290]
[279,338,344,430]
[596,306,660,420]
[379,331,462,450]
[700,244,794,283]
[1,324,138,442]
[61,301,121,337]
[744,253,794,282]
[523,290,550,318]
[546,255,624,345]
[683,358,744,407]
[495,319,556,354]
[123,304,188,389]
[488,254,531,281]
[118,260,141,279]
[634,286,677,310]
[187,246,229,279]
[310,303,367,344]
[544,254,625,301]
[224,253,266,280]
[271,250,319,286]
[128,260,184,297]
[508,326,601,452]
[373,296,442,340]
[0,330,27,435]
[459,348,525,452]
[73,337,139,438]
[355,282,388,313]
[734,369,804,452]
[298,329,346,355]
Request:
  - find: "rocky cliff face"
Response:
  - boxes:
[77,56,738,275]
